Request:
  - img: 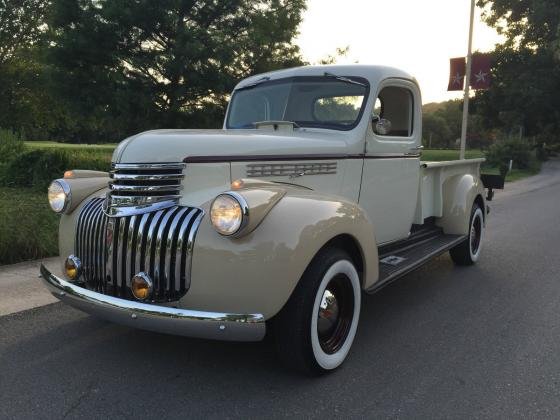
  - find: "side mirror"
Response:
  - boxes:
[375,118,392,135]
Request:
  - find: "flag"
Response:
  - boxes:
[470,53,492,90]
[448,57,466,91]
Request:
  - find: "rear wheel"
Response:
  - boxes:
[273,248,361,375]
[450,202,484,265]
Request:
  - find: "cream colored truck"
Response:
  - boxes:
[41,65,497,374]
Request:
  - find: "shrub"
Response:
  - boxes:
[0,147,111,189]
[485,139,539,176]
[1,149,70,189]
[0,188,59,264]
[0,129,26,181]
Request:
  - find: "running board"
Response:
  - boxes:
[366,233,467,294]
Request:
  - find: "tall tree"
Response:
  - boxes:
[46,0,306,142]
[0,0,49,65]
[474,0,560,141]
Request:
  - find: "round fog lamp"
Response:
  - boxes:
[131,272,153,301]
[65,255,82,281]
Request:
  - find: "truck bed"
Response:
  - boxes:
[414,158,485,224]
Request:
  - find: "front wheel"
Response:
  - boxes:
[272,248,361,375]
[450,202,484,265]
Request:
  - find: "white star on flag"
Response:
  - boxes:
[474,70,488,83]
[452,72,463,86]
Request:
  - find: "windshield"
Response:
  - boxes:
[226,76,370,131]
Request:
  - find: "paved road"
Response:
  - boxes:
[2,160,560,419]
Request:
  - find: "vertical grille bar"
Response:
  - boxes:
[164,207,190,294]
[116,216,127,293]
[144,210,165,289]
[125,215,137,288]
[174,209,198,293]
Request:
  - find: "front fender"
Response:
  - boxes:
[436,174,486,235]
[180,187,378,319]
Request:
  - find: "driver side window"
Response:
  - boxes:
[372,86,414,137]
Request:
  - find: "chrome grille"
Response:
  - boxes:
[246,162,337,178]
[75,197,203,302]
[106,163,185,217]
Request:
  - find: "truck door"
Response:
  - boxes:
[359,79,421,245]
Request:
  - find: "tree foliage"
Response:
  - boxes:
[44,0,306,141]
[474,0,560,143]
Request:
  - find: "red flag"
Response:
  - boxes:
[470,53,492,90]
[448,57,466,91]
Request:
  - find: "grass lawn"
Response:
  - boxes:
[0,188,59,265]
[422,149,485,161]
[25,141,117,152]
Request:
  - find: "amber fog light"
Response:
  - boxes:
[131,272,153,301]
[65,255,82,281]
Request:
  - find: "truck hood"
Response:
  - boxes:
[114,129,351,163]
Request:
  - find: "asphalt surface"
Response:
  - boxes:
[2,160,560,419]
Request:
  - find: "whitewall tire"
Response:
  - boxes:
[273,248,361,374]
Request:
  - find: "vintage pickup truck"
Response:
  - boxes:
[42,65,492,374]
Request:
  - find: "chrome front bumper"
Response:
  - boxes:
[40,264,266,341]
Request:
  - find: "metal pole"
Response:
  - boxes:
[460,0,476,160]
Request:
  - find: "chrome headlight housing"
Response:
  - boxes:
[48,179,71,213]
[210,192,248,236]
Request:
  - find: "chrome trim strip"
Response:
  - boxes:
[40,264,266,342]
[109,184,183,192]
[104,198,179,217]
[112,163,186,170]
[110,173,184,181]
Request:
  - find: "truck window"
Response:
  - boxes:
[313,95,363,124]
[227,76,369,131]
[373,86,414,137]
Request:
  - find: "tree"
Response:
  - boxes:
[46,0,307,142]
[0,0,49,65]
[474,0,560,143]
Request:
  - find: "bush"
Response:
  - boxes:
[0,188,59,264]
[0,147,111,189]
[0,129,26,181]
[485,139,539,176]
[2,149,70,189]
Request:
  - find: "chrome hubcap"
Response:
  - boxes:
[318,289,340,336]
[316,275,354,354]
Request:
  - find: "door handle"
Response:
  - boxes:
[409,145,424,151]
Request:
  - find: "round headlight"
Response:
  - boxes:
[48,180,71,213]
[210,192,248,236]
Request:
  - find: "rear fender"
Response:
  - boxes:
[436,174,485,235]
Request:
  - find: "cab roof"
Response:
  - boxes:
[233,64,418,91]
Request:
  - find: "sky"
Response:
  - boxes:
[296,0,504,104]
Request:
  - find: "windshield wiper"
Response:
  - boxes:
[237,76,271,91]
[323,72,366,87]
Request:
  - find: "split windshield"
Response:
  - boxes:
[226,76,369,131]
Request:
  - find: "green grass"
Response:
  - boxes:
[0,187,60,265]
[25,141,117,151]
[422,149,485,161]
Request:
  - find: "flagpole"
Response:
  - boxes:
[460,0,476,160]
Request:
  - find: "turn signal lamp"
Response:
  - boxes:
[131,272,153,301]
[65,255,82,281]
